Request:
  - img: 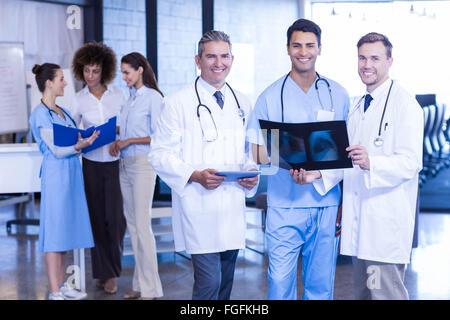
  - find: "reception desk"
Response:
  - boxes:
[0,143,42,193]
[0,143,42,230]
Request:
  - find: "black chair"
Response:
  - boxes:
[422,104,438,177]
[3,193,39,233]
[416,94,436,108]
[435,103,450,164]
[416,94,449,182]
[254,193,267,231]
[419,106,430,187]
[445,117,450,142]
[423,105,433,157]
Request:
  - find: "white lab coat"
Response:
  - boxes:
[315,79,423,264]
[148,80,257,254]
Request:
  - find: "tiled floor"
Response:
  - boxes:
[1,199,449,300]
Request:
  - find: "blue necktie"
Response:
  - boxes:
[214,91,224,109]
[364,94,373,112]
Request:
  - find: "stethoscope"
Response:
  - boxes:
[280,71,334,123]
[194,76,245,141]
[350,80,394,147]
[41,99,76,127]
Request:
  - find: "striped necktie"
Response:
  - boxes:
[213,91,224,109]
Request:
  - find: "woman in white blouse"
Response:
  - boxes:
[70,42,127,294]
[109,52,163,300]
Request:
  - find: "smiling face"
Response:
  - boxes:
[46,69,67,97]
[358,41,393,93]
[287,31,321,76]
[195,40,233,89]
[121,62,143,89]
[83,64,103,89]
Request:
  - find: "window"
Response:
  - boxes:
[311,1,450,108]
[214,0,299,103]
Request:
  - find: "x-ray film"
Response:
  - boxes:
[259,120,353,171]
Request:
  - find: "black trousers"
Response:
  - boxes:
[82,158,126,280]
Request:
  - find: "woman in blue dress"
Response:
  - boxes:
[29,63,99,300]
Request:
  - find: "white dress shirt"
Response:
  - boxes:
[197,76,227,106]
[119,86,163,158]
[70,85,126,162]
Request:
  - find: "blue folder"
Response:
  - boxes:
[53,116,117,153]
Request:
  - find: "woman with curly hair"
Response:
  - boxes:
[70,42,127,294]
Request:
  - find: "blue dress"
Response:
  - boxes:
[29,104,94,253]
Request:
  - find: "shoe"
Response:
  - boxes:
[104,278,117,294]
[124,290,141,299]
[48,291,65,300]
[60,283,87,300]
[96,279,105,289]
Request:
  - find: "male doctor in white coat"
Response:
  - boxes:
[292,32,423,299]
[148,30,258,300]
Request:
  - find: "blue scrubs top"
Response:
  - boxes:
[247,74,350,208]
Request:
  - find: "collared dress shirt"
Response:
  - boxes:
[119,86,163,158]
[70,85,126,162]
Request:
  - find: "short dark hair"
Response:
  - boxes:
[287,19,322,46]
[357,32,393,58]
[121,52,163,97]
[32,63,61,92]
[72,41,117,85]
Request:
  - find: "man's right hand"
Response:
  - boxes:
[189,169,226,190]
[290,168,321,185]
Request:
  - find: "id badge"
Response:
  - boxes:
[317,110,335,121]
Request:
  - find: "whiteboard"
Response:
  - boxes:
[0,42,28,134]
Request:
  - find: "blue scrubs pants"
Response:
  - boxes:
[266,206,339,300]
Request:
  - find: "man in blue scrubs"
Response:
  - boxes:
[247,19,350,300]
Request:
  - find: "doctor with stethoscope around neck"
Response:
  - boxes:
[345,38,396,169]
[149,31,258,300]
[190,39,256,190]
[312,33,423,300]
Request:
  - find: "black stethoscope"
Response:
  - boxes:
[280,71,334,123]
[41,99,76,127]
[351,80,394,147]
[194,76,245,141]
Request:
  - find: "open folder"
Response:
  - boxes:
[53,116,117,153]
[259,119,353,171]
